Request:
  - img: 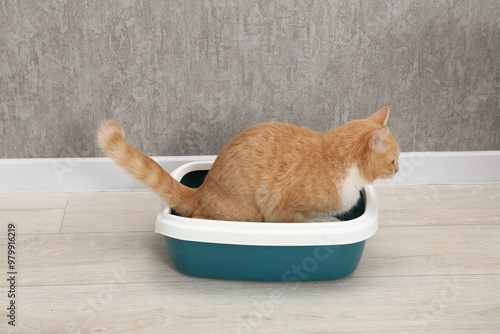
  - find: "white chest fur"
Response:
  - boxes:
[339,166,368,212]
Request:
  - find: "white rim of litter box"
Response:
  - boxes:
[155,161,379,246]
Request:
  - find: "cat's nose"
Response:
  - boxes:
[394,162,399,173]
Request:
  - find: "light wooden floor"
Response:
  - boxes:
[1,184,499,333]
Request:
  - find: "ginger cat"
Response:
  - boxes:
[98,106,400,222]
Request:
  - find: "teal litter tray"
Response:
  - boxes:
[155,160,379,282]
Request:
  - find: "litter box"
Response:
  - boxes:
[155,160,379,281]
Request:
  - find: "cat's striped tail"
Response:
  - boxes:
[97,120,196,217]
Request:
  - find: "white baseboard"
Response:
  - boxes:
[374,151,500,186]
[0,152,498,192]
[0,155,216,192]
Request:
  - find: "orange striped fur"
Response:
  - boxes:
[97,107,400,222]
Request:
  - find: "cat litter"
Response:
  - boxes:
[155,160,379,281]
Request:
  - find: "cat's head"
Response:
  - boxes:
[359,106,400,182]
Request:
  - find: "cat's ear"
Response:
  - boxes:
[369,106,390,126]
[369,127,388,152]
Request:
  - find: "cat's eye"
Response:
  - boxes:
[391,160,395,165]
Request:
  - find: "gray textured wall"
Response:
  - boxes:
[0,0,498,159]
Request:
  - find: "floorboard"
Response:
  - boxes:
[0,184,499,333]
